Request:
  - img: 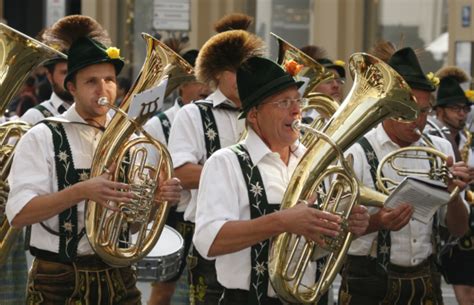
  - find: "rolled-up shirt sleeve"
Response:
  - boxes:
[6,124,54,223]
[193,148,244,259]
[168,104,205,168]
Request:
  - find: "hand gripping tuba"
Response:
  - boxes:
[268,53,420,304]
[85,33,193,267]
[0,23,66,266]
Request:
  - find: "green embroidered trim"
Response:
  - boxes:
[195,101,221,158]
[43,121,90,262]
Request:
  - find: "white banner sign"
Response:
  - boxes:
[153,0,190,31]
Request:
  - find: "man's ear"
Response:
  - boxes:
[65,81,75,95]
[247,107,258,125]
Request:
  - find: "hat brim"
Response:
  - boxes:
[238,78,304,119]
[43,57,68,67]
[64,58,124,89]
[436,96,472,107]
[403,75,436,92]
[324,64,345,79]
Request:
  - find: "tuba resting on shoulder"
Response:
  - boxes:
[268,53,420,304]
[85,33,193,267]
[0,23,66,266]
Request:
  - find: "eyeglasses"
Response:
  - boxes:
[262,98,308,109]
[445,105,471,114]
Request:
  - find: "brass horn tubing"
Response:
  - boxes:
[376,146,460,200]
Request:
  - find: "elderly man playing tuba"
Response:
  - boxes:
[193,56,370,305]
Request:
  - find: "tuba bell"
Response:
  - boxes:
[85,33,193,267]
[0,23,66,266]
[268,53,420,304]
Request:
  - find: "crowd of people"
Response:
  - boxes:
[0,11,473,305]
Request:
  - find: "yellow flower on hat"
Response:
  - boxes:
[465,90,474,101]
[334,59,345,66]
[284,60,304,77]
[106,47,120,59]
[426,72,440,87]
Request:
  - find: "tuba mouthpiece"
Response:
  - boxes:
[98,97,109,106]
[291,120,302,131]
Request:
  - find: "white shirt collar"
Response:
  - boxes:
[243,127,305,165]
[207,88,238,108]
[50,92,70,110]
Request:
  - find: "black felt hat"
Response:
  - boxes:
[316,58,346,79]
[64,37,124,88]
[181,49,199,67]
[388,47,436,92]
[436,76,471,107]
[237,56,304,119]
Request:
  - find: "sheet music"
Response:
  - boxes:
[384,177,450,223]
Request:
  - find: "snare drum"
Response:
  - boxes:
[135,225,184,282]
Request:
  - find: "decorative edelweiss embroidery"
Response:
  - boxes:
[205,128,217,141]
[62,221,74,232]
[250,181,263,197]
[58,151,69,162]
[379,244,390,254]
[78,172,89,181]
[366,151,376,161]
[162,119,170,127]
[253,261,266,276]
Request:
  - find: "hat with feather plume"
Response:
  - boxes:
[195,29,265,89]
[370,40,435,92]
[435,66,471,107]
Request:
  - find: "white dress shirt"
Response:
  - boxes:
[143,98,191,212]
[20,92,70,125]
[346,123,468,266]
[193,128,310,296]
[168,89,245,220]
[6,104,109,255]
[144,98,182,145]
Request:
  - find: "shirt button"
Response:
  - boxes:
[413,239,417,243]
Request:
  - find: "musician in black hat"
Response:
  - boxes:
[6,19,182,304]
[193,56,369,305]
[431,66,474,305]
[338,42,470,305]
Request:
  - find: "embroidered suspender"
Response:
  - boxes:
[34,104,53,118]
[357,136,440,273]
[156,112,171,144]
[44,121,90,262]
[231,144,280,305]
[195,101,222,158]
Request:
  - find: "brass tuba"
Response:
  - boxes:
[0,23,66,266]
[268,53,419,304]
[85,33,193,267]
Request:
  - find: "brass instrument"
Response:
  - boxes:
[376,129,461,200]
[300,92,339,147]
[85,33,193,267]
[268,52,419,304]
[0,23,66,266]
[461,128,472,165]
[271,33,334,96]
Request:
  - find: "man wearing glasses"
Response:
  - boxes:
[432,66,474,305]
[193,56,369,305]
